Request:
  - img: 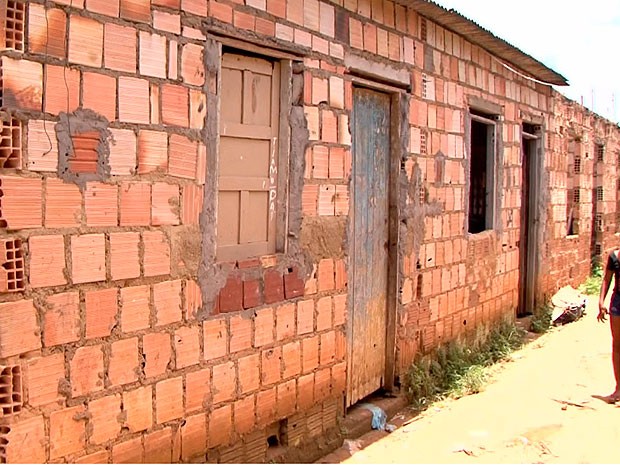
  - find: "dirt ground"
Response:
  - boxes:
[319,295,620,464]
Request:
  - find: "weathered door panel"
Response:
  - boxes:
[348,88,391,406]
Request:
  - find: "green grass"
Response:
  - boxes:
[405,320,525,409]
[530,301,553,334]
[579,263,603,296]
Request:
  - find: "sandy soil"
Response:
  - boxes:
[320,296,620,464]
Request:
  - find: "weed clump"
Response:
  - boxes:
[405,320,525,409]
[579,263,603,296]
[530,301,553,334]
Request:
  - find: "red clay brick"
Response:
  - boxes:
[277,378,296,418]
[70,344,104,397]
[181,43,205,86]
[174,326,200,369]
[168,134,198,180]
[314,366,331,401]
[29,234,67,288]
[110,232,140,281]
[109,337,139,386]
[320,330,336,365]
[210,1,233,22]
[26,353,65,407]
[143,332,171,378]
[44,292,80,347]
[119,76,150,124]
[253,307,274,347]
[186,368,210,413]
[238,353,260,394]
[276,303,296,341]
[154,10,181,34]
[145,427,173,462]
[153,280,182,326]
[88,393,122,444]
[256,386,277,427]
[44,178,81,227]
[123,385,152,432]
[264,269,284,304]
[284,267,305,299]
[182,184,204,226]
[154,0,181,7]
[28,5,66,58]
[120,285,151,332]
[120,182,151,226]
[0,57,43,111]
[282,340,302,379]
[256,16,275,36]
[85,182,118,227]
[87,0,120,16]
[45,65,79,115]
[183,0,208,16]
[212,361,236,404]
[28,120,59,173]
[143,231,171,277]
[151,82,161,124]
[317,258,335,291]
[316,296,333,331]
[5,416,46,463]
[184,279,202,320]
[243,279,263,309]
[229,314,252,353]
[203,318,227,360]
[161,84,189,127]
[71,234,106,284]
[302,336,319,373]
[1,176,42,229]
[113,436,144,463]
[152,182,180,226]
[233,395,255,435]
[68,15,103,67]
[208,404,232,448]
[156,376,184,423]
[49,405,86,459]
[181,413,207,461]
[85,288,118,339]
[261,347,281,386]
[0,300,41,357]
[297,299,314,335]
[140,31,167,78]
[104,23,137,72]
[219,274,243,312]
[297,372,315,410]
[76,450,109,464]
[83,72,117,122]
[138,130,168,174]
[333,293,346,326]
[120,0,151,23]
[190,90,207,130]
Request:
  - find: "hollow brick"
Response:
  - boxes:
[29,234,67,288]
[0,300,41,357]
[256,387,277,427]
[161,84,189,127]
[75,450,110,464]
[152,182,180,226]
[110,232,140,281]
[143,231,171,277]
[49,405,86,459]
[120,285,151,332]
[138,130,168,174]
[143,332,171,378]
[174,326,200,369]
[233,395,255,436]
[85,287,118,339]
[86,0,120,16]
[122,385,152,433]
[181,413,206,461]
[182,0,208,16]
[120,182,151,226]
[85,182,118,227]
[185,368,210,413]
[181,43,205,86]
[181,184,204,226]
[120,0,151,23]
[112,436,144,463]
[168,134,198,180]
[5,416,46,463]
[253,307,274,347]
[26,353,65,407]
[44,64,79,115]
[119,76,150,124]
[229,315,252,353]
[68,15,103,67]
[154,10,181,34]
[302,336,319,374]
[104,23,136,73]
[28,5,66,58]
[203,318,227,360]
[212,361,236,404]
[83,72,117,123]
[139,31,166,78]
[0,57,43,111]
[108,337,139,386]
[88,394,122,445]
[282,340,302,379]
[70,345,104,397]
[316,296,333,331]
[44,178,81,227]
[208,404,231,448]
[277,378,296,418]
[43,292,80,347]
[276,303,296,341]
[238,353,260,394]
[71,234,106,284]
[1,176,42,229]
[153,280,182,326]
[261,347,282,386]
[155,377,184,424]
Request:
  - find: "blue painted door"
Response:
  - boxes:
[348,88,391,406]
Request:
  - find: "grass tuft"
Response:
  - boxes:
[530,301,553,334]
[579,263,603,296]
[405,320,525,409]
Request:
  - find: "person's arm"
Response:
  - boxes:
[599,254,614,322]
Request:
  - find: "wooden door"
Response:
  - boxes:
[348,87,391,406]
[217,53,280,261]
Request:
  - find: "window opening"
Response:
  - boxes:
[468,109,497,234]
[596,143,605,162]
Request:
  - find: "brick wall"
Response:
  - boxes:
[0,0,619,463]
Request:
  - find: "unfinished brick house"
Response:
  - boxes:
[0,0,619,462]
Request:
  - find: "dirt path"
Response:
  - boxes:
[320,296,620,464]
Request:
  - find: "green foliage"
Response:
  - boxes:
[405,321,525,409]
[580,263,603,296]
[530,301,553,334]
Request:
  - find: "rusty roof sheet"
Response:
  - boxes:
[402,0,569,86]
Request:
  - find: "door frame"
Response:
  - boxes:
[518,122,544,316]
[346,76,405,405]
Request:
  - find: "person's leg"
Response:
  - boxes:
[610,314,620,401]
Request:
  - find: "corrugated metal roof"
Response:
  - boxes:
[401,0,569,86]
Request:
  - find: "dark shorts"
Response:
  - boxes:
[611,292,620,317]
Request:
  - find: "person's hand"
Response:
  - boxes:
[598,304,608,322]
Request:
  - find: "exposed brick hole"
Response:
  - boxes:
[0,116,21,169]
[415,274,423,299]
[68,131,101,174]
[421,74,428,99]
[0,425,9,463]
[596,186,604,202]
[420,131,427,154]
[418,185,426,205]
[595,243,603,256]
[1,238,25,293]
[4,1,25,52]
[573,154,581,174]
[266,419,288,456]
[595,213,603,233]
[420,17,427,42]
[0,178,6,228]
[596,143,605,162]
[0,61,4,108]
[0,365,22,417]
[573,188,580,204]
